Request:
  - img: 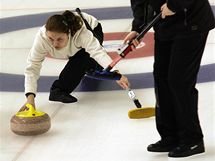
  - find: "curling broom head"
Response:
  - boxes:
[128,107,155,119]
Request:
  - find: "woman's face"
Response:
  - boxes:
[46,31,69,50]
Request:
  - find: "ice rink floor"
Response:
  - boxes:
[0,1,215,161]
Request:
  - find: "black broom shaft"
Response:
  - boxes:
[134,99,142,108]
[135,12,161,42]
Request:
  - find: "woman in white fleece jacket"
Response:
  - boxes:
[20,10,129,110]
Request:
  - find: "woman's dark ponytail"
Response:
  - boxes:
[62,10,83,36]
[45,10,83,36]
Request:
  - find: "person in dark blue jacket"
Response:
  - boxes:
[124,0,215,158]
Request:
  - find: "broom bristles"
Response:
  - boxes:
[128,107,155,119]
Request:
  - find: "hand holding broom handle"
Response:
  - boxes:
[104,12,162,73]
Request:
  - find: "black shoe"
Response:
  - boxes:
[168,141,205,158]
[49,89,77,103]
[147,140,177,152]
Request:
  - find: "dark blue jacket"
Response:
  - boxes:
[131,0,215,40]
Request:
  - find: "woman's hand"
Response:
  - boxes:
[161,3,175,19]
[123,31,140,50]
[19,94,35,112]
[116,75,130,89]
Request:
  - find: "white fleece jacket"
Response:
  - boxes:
[24,12,113,94]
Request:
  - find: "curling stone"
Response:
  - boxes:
[10,103,51,136]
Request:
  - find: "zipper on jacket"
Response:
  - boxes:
[184,8,187,26]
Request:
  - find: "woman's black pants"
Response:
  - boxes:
[153,31,208,145]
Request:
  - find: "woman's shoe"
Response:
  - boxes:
[168,141,205,158]
[147,140,177,152]
[49,89,77,103]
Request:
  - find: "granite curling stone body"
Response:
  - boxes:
[10,104,51,135]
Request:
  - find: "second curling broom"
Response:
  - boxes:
[77,8,161,119]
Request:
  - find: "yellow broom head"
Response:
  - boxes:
[128,107,155,119]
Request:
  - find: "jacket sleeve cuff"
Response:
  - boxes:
[25,92,36,98]
[167,1,178,13]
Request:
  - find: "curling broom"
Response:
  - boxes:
[77,8,160,119]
